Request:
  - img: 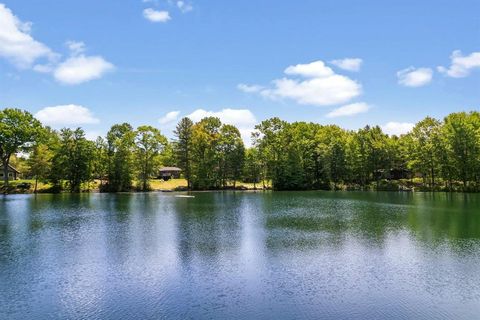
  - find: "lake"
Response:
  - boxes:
[1,191,480,319]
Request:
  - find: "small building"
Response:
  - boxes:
[158,167,182,180]
[0,164,20,180]
[374,168,412,180]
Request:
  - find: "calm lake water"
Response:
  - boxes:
[1,191,480,319]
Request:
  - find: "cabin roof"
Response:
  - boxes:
[0,164,20,173]
[159,167,182,172]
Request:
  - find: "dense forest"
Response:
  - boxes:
[1,108,480,193]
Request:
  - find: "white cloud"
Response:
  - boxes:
[32,63,54,73]
[35,105,100,126]
[237,83,264,93]
[0,5,113,85]
[65,40,86,56]
[54,55,114,85]
[262,76,361,106]
[397,67,433,87]
[0,4,56,68]
[284,60,334,78]
[240,60,361,106]
[438,50,480,78]
[52,41,114,85]
[143,8,171,22]
[326,102,370,118]
[159,111,180,125]
[188,108,256,127]
[177,1,193,13]
[187,108,257,144]
[381,122,414,136]
[330,58,363,72]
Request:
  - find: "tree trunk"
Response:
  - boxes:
[431,166,435,189]
[34,177,38,194]
[2,156,10,193]
[3,164,8,186]
[262,166,266,189]
[186,160,191,189]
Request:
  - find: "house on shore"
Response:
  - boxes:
[0,164,20,180]
[374,168,413,180]
[158,167,182,180]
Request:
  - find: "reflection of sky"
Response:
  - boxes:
[1,192,480,319]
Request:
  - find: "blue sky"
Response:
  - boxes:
[0,0,479,142]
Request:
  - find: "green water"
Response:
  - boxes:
[1,191,480,319]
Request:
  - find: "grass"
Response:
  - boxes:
[148,179,270,191]
[0,179,99,193]
[1,178,270,193]
[149,178,188,190]
[0,179,52,193]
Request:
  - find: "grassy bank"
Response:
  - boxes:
[1,178,272,194]
[2,177,476,194]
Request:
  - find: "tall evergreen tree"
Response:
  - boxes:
[173,117,194,189]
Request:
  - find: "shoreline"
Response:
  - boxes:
[3,178,479,195]
[3,187,480,195]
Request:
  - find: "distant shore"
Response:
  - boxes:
[1,178,270,195]
[2,178,478,194]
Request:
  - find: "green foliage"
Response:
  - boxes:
[254,117,290,190]
[27,127,61,192]
[190,117,222,189]
[92,136,109,188]
[218,124,244,187]
[442,112,480,189]
[174,117,247,190]
[253,113,480,191]
[243,148,262,186]
[3,107,480,193]
[173,117,193,188]
[28,144,54,193]
[405,117,442,188]
[159,142,176,167]
[350,125,390,186]
[106,123,136,192]
[0,108,42,187]
[50,128,94,193]
[134,125,167,191]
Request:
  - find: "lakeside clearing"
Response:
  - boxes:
[1,178,272,194]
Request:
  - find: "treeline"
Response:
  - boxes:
[4,119,172,193]
[251,113,480,191]
[0,108,244,192]
[1,108,480,192]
